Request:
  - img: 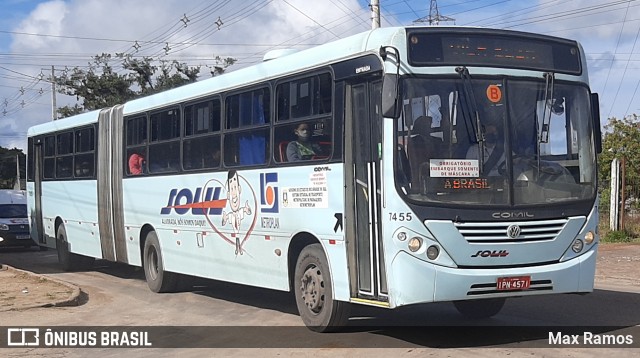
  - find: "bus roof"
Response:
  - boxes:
[27,26,586,137]
[27,108,102,137]
[119,28,396,116]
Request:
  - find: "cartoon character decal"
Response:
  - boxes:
[220,170,253,255]
[162,170,259,256]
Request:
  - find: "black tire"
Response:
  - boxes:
[453,298,506,319]
[143,231,177,293]
[56,225,94,271]
[294,243,350,332]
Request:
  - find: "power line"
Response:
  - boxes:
[281,0,341,39]
[601,0,633,117]
[497,0,635,29]
[610,4,640,119]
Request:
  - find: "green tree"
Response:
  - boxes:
[55,53,236,118]
[0,147,26,189]
[598,114,640,211]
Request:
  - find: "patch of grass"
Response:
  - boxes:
[603,230,633,243]
[599,212,640,243]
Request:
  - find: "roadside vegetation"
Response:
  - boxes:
[599,213,640,244]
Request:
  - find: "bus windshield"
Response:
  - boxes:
[397,76,596,207]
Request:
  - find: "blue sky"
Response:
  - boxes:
[0,0,638,149]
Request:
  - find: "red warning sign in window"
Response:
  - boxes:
[486,85,502,103]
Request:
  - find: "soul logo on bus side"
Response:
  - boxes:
[160,172,279,256]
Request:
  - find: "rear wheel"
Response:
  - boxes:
[56,224,94,271]
[143,231,177,293]
[294,243,349,332]
[453,298,506,319]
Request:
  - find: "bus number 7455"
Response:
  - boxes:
[389,212,412,221]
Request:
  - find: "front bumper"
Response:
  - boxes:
[387,244,598,308]
[0,231,36,247]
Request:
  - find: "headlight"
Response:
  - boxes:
[408,237,422,252]
[584,231,595,245]
[0,224,9,231]
[571,239,584,253]
[397,232,407,241]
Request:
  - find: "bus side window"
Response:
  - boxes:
[316,73,332,115]
[56,132,73,179]
[55,157,73,178]
[75,156,93,177]
[149,141,179,174]
[226,87,270,167]
[277,83,290,121]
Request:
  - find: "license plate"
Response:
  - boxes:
[16,235,31,240]
[497,276,531,291]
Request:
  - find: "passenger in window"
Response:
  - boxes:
[286,123,323,161]
[128,152,145,175]
[75,160,91,177]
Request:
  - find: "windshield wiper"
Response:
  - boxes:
[537,72,555,173]
[455,66,486,173]
[539,72,555,144]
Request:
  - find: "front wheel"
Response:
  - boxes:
[294,243,349,332]
[453,298,506,319]
[143,231,177,293]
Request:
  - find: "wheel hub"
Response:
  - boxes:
[300,265,325,313]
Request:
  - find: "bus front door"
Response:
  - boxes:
[345,80,388,303]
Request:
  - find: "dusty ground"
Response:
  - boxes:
[0,243,638,311]
[594,243,640,287]
[0,266,78,311]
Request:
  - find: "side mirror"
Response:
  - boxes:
[591,93,602,154]
[382,74,401,118]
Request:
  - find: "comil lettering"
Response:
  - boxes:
[492,211,534,219]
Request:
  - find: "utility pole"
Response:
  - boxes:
[13,154,20,190]
[610,158,620,230]
[51,65,57,120]
[620,156,626,230]
[415,0,455,26]
[371,0,380,29]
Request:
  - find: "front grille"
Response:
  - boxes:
[8,224,30,234]
[455,219,567,243]
[467,279,553,296]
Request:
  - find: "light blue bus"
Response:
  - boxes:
[27,26,601,331]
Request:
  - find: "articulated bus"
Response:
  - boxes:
[27,26,602,331]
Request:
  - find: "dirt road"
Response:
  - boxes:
[594,243,640,288]
[1,242,639,311]
[0,243,639,356]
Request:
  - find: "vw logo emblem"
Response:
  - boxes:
[507,224,521,239]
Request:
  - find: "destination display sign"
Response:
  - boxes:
[407,29,581,75]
